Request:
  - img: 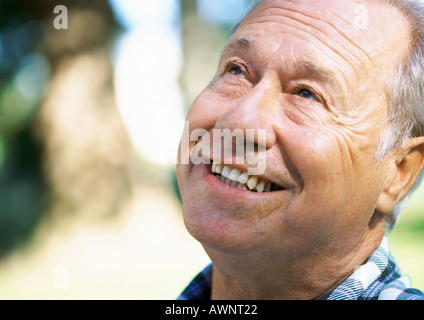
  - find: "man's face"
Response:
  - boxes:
[176,0,410,261]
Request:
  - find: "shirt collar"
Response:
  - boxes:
[323,236,394,300]
[177,263,212,300]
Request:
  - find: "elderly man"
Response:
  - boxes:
[176,0,424,300]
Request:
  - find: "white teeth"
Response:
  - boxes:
[247,176,259,190]
[221,166,231,178]
[211,162,218,173]
[238,172,249,184]
[211,161,223,174]
[256,180,266,193]
[211,160,276,192]
[228,169,241,181]
[215,164,223,174]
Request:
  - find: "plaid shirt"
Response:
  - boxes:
[177,236,424,300]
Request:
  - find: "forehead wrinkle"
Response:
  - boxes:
[255,8,368,78]
[240,9,368,96]
[331,12,376,67]
[262,16,354,91]
[282,6,375,69]
[258,1,380,65]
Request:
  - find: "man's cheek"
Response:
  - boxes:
[283,129,340,180]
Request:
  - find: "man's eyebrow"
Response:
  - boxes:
[220,37,255,59]
[294,60,347,97]
[295,60,337,83]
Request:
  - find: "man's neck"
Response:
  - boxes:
[207,228,385,300]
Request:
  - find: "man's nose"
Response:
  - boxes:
[215,75,279,150]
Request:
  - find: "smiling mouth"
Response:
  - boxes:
[211,160,283,192]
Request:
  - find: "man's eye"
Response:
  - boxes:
[294,87,320,102]
[225,63,245,77]
[230,66,243,76]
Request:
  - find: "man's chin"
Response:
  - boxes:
[182,197,280,256]
[183,212,261,254]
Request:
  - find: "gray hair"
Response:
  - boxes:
[376,0,424,230]
[235,0,424,230]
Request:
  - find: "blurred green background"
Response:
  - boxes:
[0,0,422,299]
[388,185,424,291]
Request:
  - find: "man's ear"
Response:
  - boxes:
[376,136,424,214]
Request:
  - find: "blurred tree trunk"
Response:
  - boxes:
[32,0,134,223]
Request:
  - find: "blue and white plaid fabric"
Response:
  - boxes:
[177,236,424,300]
[178,263,212,300]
